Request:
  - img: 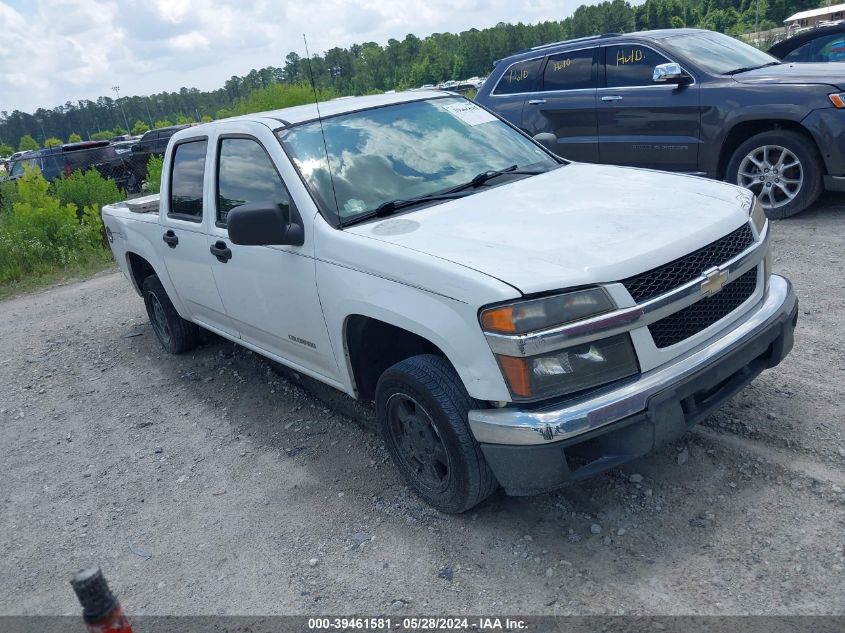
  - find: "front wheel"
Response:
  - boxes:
[726,130,823,219]
[375,355,498,513]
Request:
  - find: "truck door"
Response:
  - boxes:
[205,131,340,382]
[597,44,701,172]
[520,47,599,162]
[159,137,233,334]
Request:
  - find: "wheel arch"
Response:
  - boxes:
[717,119,820,180]
[343,314,454,403]
[124,250,191,319]
[125,251,157,295]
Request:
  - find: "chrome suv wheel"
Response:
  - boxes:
[727,130,823,220]
[737,145,802,211]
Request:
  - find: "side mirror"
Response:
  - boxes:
[227,202,304,247]
[653,62,690,84]
[533,132,558,154]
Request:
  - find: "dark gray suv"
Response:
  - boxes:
[475,28,845,218]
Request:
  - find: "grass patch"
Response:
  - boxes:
[0,251,116,301]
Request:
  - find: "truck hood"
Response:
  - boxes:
[732,62,845,89]
[345,163,753,295]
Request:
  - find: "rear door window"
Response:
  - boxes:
[604,45,672,88]
[493,58,543,94]
[169,139,207,221]
[542,48,597,91]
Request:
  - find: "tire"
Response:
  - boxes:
[726,130,823,219]
[375,354,498,513]
[141,274,200,354]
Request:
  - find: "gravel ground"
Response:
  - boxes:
[1,195,844,616]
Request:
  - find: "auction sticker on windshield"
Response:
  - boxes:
[442,101,498,126]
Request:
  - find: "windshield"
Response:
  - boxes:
[661,31,779,75]
[278,97,557,224]
[9,158,38,178]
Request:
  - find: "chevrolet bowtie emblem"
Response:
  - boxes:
[701,267,729,296]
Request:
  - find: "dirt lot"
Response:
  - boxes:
[1,195,844,616]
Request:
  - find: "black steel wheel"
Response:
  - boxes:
[386,393,452,493]
[376,354,498,513]
[142,274,200,354]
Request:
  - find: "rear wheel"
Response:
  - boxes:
[142,274,200,354]
[727,130,823,219]
[375,354,498,513]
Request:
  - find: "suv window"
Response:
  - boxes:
[493,58,543,94]
[169,140,207,221]
[542,48,596,91]
[783,34,845,63]
[605,45,671,88]
[216,138,293,227]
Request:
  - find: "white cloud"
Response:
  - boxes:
[1,0,600,113]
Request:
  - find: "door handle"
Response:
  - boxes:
[162,230,178,248]
[209,240,232,263]
[528,99,547,105]
[601,95,624,102]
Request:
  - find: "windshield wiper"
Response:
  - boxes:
[444,164,550,194]
[339,192,471,228]
[724,61,780,75]
[339,164,552,228]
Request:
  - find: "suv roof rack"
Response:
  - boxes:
[493,33,621,66]
[527,32,621,52]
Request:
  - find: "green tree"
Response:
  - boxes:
[175,115,193,125]
[68,133,82,143]
[145,155,164,193]
[154,119,173,129]
[131,120,150,135]
[90,131,112,141]
[44,137,63,148]
[51,168,123,218]
[201,115,213,123]
[0,142,14,156]
[18,135,39,151]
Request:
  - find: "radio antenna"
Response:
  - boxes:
[303,34,341,220]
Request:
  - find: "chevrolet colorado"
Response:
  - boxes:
[101,91,797,513]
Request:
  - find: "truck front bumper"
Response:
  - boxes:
[468,274,797,496]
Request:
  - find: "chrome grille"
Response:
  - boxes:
[649,267,758,348]
[622,224,755,303]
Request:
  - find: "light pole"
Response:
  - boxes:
[141,96,154,128]
[112,85,131,135]
[36,118,47,145]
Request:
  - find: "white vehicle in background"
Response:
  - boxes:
[101,91,797,513]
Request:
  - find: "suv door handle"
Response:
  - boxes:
[527,99,547,105]
[210,240,232,263]
[162,230,178,248]
[601,95,623,102]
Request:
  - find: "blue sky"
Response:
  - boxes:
[1,0,600,114]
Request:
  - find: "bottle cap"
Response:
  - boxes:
[70,567,118,622]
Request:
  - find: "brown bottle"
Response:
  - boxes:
[70,567,133,633]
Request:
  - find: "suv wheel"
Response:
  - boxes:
[727,130,823,219]
[142,275,200,354]
[375,354,498,513]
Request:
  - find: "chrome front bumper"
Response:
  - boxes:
[468,274,797,446]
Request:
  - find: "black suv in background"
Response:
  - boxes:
[131,124,191,155]
[475,29,845,218]
[769,23,845,63]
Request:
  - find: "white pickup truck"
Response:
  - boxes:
[102,91,797,513]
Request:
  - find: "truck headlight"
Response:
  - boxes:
[750,198,767,234]
[495,334,639,401]
[480,288,614,334]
